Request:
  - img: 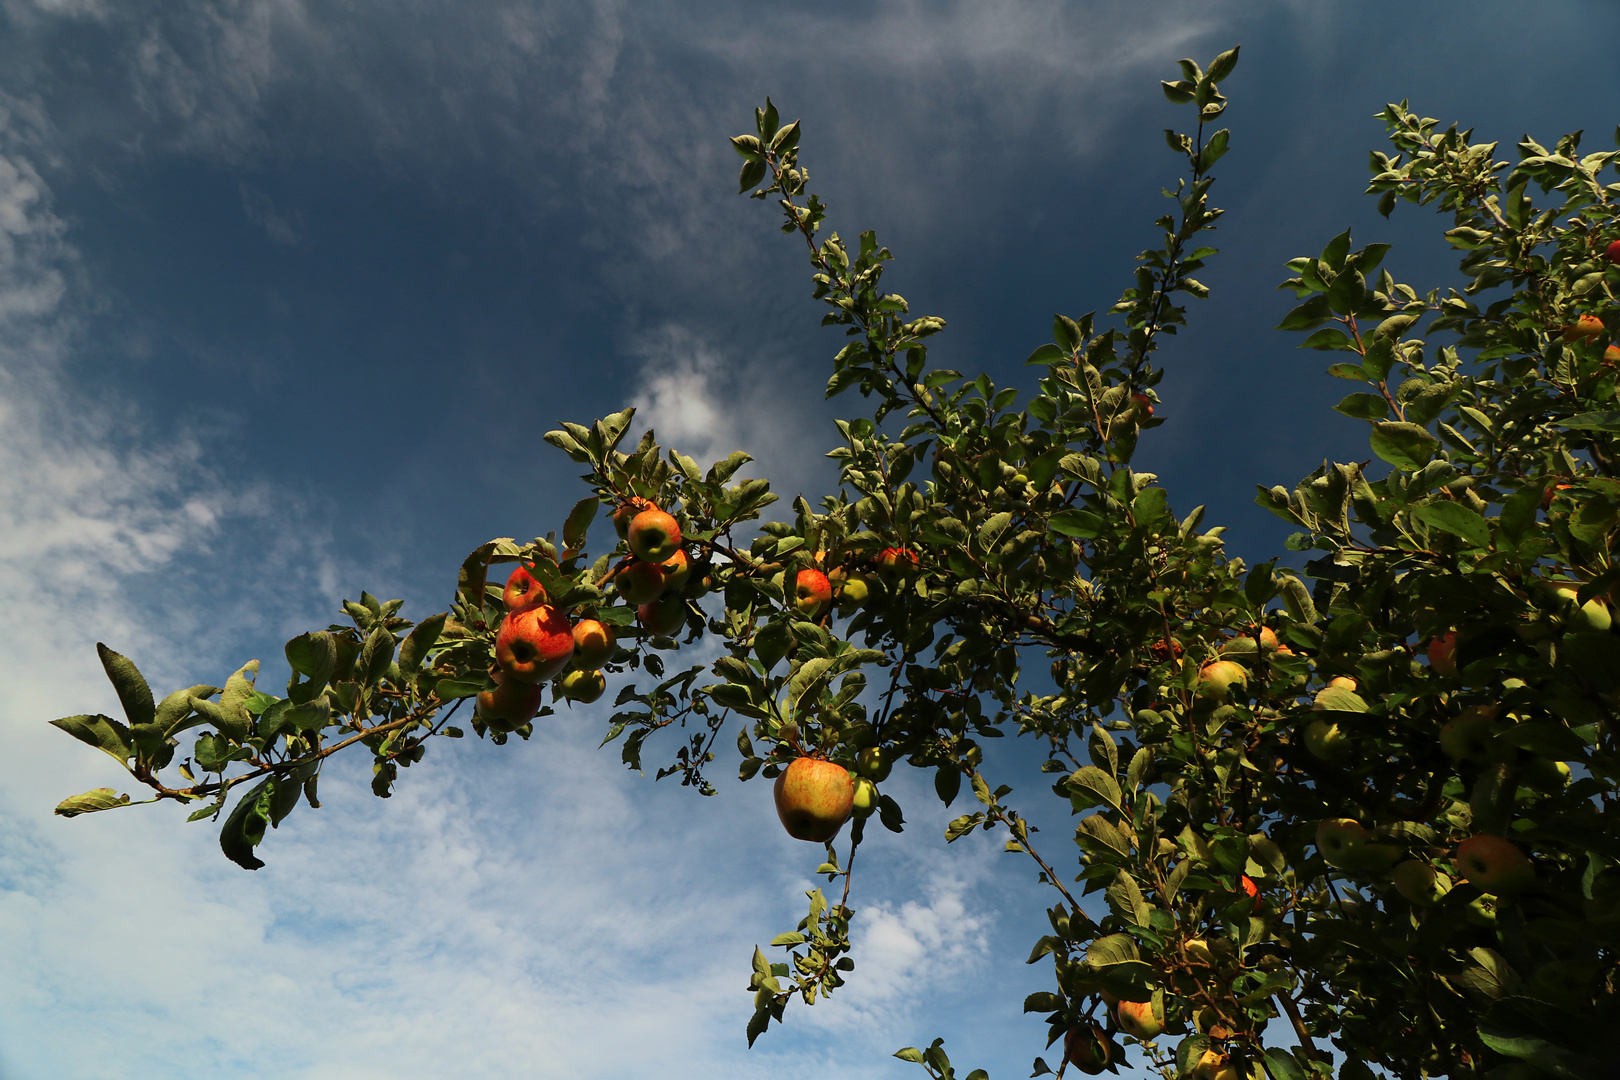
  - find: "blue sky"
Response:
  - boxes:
[1,2,1618,1078]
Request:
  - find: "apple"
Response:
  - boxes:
[1607,239,1620,265]
[1455,834,1535,894]
[1327,676,1357,692]
[571,618,617,668]
[1606,344,1620,364]
[1196,660,1248,700]
[1063,1023,1110,1075]
[1116,998,1164,1040]
[1520,757,1572,793]
[1391,859,1452,907]
[1193,1050,1225,1080]
[1303,718,1349,760]
[627,508,683,562]
[875,547,919,574]
[857,746,893,782]
[773,757,855,842]
[1555,586,1612,632]
[475,669,547,732]
[795,568,832,618]
[1212,1059,1264,1080]
[638,595,688,638]
[1185,938,1213,964]
[556,668,606,704]
[495,605,576,683]
[1439,705,1501,764]
[851,776,878,818]
[1426,632,1458,677]
[503,565,548,613]
[1315,818,1401,872]
[1561,314,1605,342]
[1129,392,1155,418]
[660,548,693,593]
[616,560,667,604]
[1464,893,1499,926]
[612,502,642,540]
[836,573,871,612]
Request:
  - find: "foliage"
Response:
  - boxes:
[46,45,1620,1080]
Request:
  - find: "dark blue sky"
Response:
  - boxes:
[2,3,1618,1078]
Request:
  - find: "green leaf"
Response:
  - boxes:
[977,511,1013,550]
[1299,328,1353,351]
[562,497,598,553]
[1206,44,1240,83]
[770,932,806,946]
[156,684,222,736]
[1334,393,1389,420]
[96,644,154,728]
[54,787,131,818]
[1067,765,1122,813]
[1023,991,1064,1013]
[219,778,273,870]
[1025,342,1067,366]
[893,1048,926,1064]
[738,157,767,193]
[1276,295,1331,331]
[1556,411,1620,431]
[285,631,337,683]
[1411,502,1492,550]
[1321,228,1352,270]
[1369,421,1439,470]
[398,614,447,676]
[49,714,133,764]
[1047,509,1106,539]
[434,678,488,700]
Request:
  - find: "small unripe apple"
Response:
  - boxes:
[1303,718,1349,760]
[1464,893,1498,926]
[612,502,642,540]
[1391,859,1452,907]
[1426,632,1458,677]
[659,548,693,593]
[557,668,606,704]
[1439,705,1501,764]
[637,595,687,638]
[836,573,871,612]
[503,565,548,613]
[495,605,576,683]
[795,568,833,618]
[1555,586,1613,632]
[1455,834,1535,894]
[773,757,855,842]
[1196,660,1248,700]
[1116,998,1164,1040]
[856,746,893,781]
[1315,818,1401,872]
[1561,314,1606,342]
[571,619,617,668]
[616,560,667,604]
[1062,1023,1110,1075]
[475,669,546,732]
[627,508,683,562]
[851,776,878,818]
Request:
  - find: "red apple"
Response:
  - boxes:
[571,619,617,668]
[495,605,576,683]
[1455,834,1535,894]
[772,757,854,842]
[503,565,548,613]
[627,508,683,562]
[1439,705,1501,764]
[1063,1023,1110,1075]
[795,568,832,618]
[616,560,667,604]
[1196,659,1248,700]
[660,548,693,593]
[1605,344,1620,364]
[1560,314,1605,342]
[1129,392,1155,418]
[1116,998,1164,1040]
[637,595,687,638]
[476,669,547,732]
[1606,239,1620,265]
[1426,631,1458,677]
[556,668,606,704]
[875,547,919,574]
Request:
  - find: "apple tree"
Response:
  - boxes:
[45,46,1620,1080]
